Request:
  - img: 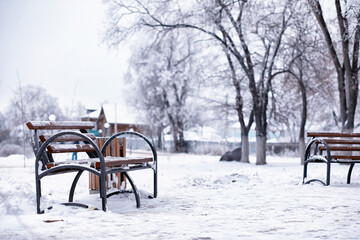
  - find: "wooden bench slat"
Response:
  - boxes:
[39,133,96,143]
[317,138,360,145]
[95,156,153,168]
[331,155,360,161]
[319,146,360,151]
[47,144,95,153]
[307,132,360,138]
[46,156,153,169]
[318,139,360,145]
[26,121,94,130]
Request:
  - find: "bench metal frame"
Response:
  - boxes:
[28,121,157,214]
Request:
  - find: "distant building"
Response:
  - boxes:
[81,108,100,123]
[81,103,151,137]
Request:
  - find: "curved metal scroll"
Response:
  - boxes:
[106,172,141,208]
[347,163,355,184]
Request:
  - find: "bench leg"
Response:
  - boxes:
[303,161,308,184]
[36,177,42,214]
[123,172,141,208]
[99,173,107,211]
[101,196,106,211]
[153,170,158,198]
[68,170,84,203]
[347,163,355,184]
[326,160,331,186]
[69,170,106,211]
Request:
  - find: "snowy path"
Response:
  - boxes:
[1,153,360,239]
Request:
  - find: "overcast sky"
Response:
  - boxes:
[0,0,130,113]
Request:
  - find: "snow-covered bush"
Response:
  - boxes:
[0,143,23,157]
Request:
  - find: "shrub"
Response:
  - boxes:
[0,143,24,157]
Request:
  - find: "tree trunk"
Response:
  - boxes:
[298,73,307,165]
[335,0,358,132]
[256,135,266,165]
[299,136,305,165]
[168,113,187,152]
[309,0,359,133]
[157,126,163,150]
[172,129,187,152]
[253,92,268,165]
[173,126,188,152]
[240,133,250,163]
[255,102,267,165]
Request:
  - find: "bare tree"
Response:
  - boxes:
[206,0,295,164]
[104,0,299,164]
[307,0,360,132]
[278,2,333,164]
[222,43,253,163]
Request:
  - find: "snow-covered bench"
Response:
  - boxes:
[303,132,360,185]
[26,121,157,214]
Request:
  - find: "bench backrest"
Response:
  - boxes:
[26,121,125,169]
[307,132,360,161]
[26,121,95,130]
[307,132,360,144]
[307,132,360,138]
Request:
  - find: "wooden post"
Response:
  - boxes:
[89,137,126,193]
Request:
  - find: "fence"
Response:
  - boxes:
[164,140,299,156]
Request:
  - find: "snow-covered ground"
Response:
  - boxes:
[1,153,360,239]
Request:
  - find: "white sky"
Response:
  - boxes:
[0,0,130,113]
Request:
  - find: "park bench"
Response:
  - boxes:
[26,121,157,214]
[303,132,360,185]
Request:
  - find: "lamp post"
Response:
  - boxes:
[48,114,56,135]
[49,114,56,121]
[104,122,110,137]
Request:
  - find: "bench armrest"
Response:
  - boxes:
[102,131,157,164]
[35,131,105,172]
[304,137,332,163]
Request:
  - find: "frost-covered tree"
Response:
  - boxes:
[0,112,10,143]
[5,84,64,144]
[128,31,199,152]
[307,0,360,132]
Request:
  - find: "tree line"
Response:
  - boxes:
[0,84,86,156]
